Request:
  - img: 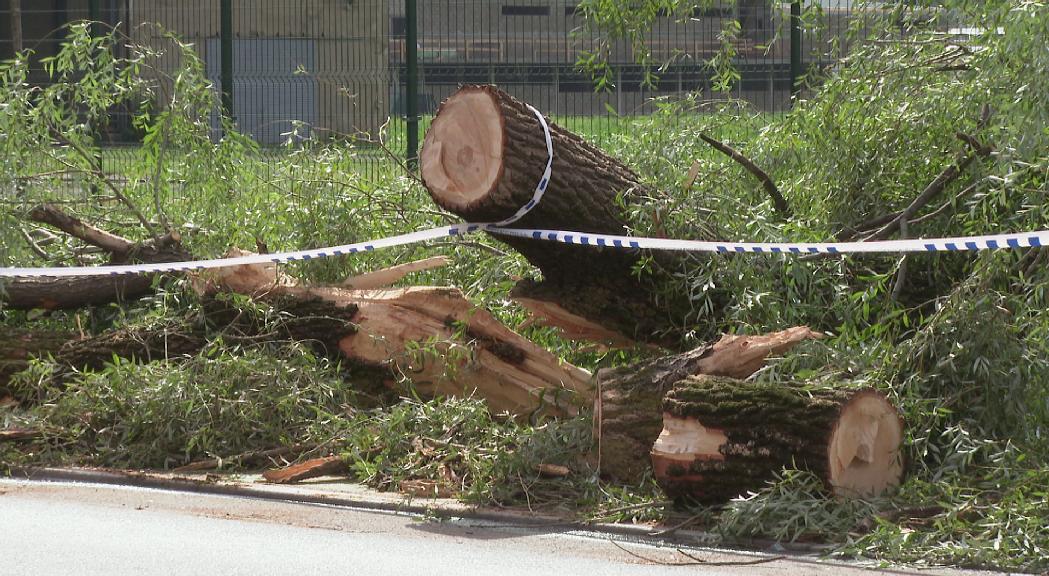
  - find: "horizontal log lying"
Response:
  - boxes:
[653,376,904,503]
[422,85,694,346]
[595,327,823,482]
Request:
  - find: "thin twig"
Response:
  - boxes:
[588,500,672,522]
[172,443,318,473]
[608,539,784,567]
[47,133,156,236]
[864,132,992,243]
[699,133,791,218]
[891,218,909,301]
[19,226,49,260]
[647,510,709,537]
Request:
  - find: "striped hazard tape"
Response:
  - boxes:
[2,104,1047,278]
[2,225,1046,278]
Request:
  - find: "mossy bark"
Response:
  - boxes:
[596,344,722,482]
[658,375,862,503]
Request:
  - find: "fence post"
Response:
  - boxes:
[220,0,234,118]
[88,0,100,34]
[10,0,22,53]
[405,0,419,169]
[789,1,802,98]
[87,0,103,189]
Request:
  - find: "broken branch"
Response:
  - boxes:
[700,133,791,218]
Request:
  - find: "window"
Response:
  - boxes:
[501,5,550,16]
[390,16,406,36]
[564,5,580,16]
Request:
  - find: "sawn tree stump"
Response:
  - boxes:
[652,375,905,503]
[421,85,691,346]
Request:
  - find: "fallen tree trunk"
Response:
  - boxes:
[421,85,692,346]
[652,376,904,502]
[2,204,190,310]
[595,327,823,482]
[5,257,591,417]
[0,328,77,392]
[201,259,593,417]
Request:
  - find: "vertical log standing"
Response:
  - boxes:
[421,85,696,345]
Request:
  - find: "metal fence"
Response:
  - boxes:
[1,1,890,175]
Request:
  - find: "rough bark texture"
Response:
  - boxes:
[595,327,822,482]
[1,204,191,310]
[422,85,688,345]
[1,275,159,310]
[202,258,592,417]
[0,329,76,393]
[655,376,902,503]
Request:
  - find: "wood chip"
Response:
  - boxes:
[261,455,345,484]
[399,479,454,498]
[536,463,571,478]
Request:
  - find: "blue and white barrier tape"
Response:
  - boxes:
[2,225,1046,278]
[487,227,1049,255]
[1,102,1046,279]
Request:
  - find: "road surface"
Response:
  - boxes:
[0,479,988,575]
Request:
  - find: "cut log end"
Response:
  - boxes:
[421,86,504,212]
[827,390,905,498]
[651,377,905,503]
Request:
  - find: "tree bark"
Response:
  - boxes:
[595,327,822,483]
[421,85,691,346]
[0,328,76,392]
[2,204,191,310]
[5,255,592,417]
[197,258,594,417]
[652,376,904,503]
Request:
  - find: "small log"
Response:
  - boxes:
[262,455,345,484]
[0,428,40,442]
[421,85,691,345]
[595,327,822,482]
[342,256,450,289]
[652,376,904,503]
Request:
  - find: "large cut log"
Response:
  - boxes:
[595,327,822,482]
[652,375,904,502]
[203,258,592,417]
[421,85,691,346]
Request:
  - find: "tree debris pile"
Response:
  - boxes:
[2,1,1049,571]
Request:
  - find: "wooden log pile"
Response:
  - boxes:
[3,86,906,501]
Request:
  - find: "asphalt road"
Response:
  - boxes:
[0,479,988,576]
